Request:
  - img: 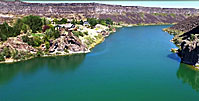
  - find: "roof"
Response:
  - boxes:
[56,23,74,28]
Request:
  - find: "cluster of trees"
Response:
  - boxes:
[87,18,113,27]
[71,19,84,25]
[0,15,44,41]
[22,35,44,47]
[22,15,43,33]
[22,25,60,47]
[13,15,60,48]
[0,22,20,41]
[44,27,60,39]
[0,47,11,61]
[53,18,67,24]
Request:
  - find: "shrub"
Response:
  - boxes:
[0,54,5,61]
[64,49,69,53]
[0,22,19,41]
[36,49,43,57]
[72,31,84,37]
[45,41,50,49]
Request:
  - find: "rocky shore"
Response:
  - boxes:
[164,16,199,68]
[0,14,116,63]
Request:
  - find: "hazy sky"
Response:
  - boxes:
[25,1,199,9]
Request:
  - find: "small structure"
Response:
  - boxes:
[83,21,90,26]
[55,23,75,30]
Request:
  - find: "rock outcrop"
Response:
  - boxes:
[165,16,199,67]
[0,37,37,53]
[49,32,87,53]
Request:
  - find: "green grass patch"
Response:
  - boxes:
[31,33,44,37]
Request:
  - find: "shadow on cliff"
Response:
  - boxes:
[177,63,199,92]
[167,53,181,62]
[0,54,86,85]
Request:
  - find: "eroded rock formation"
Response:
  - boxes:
[49,32,87,53]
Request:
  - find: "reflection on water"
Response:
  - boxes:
[0,54,86,85]
[177,63,199,92]
[167,53,181,62]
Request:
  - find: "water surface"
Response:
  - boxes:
[0,25,199,101]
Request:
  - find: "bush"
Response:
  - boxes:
[64,49,69,53]
[0,54,5,61]
[54,18,68,24]
[44,28,60,39]
[71,19,77,25]
[0,22,19,41]
[45,41,50,49]
[87,18,98,27]
[22,35,29,42]
[1,47,11,58]
[190,34,195,41]
[36,49,43,57]
[72,31,84,37]
[105,18,113,25]
[22,35,44,47]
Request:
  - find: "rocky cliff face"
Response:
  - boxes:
[49,32,88,53]
[0,1,198,24]
[165,16,199,67]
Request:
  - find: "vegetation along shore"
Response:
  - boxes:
[0,0,199,63]
[0,15,116,63]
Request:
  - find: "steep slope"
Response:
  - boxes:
[165,16,199,67]
[0,1,198,24]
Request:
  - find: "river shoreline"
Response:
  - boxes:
[163,27,199,70]
[0,26,115,64]
[0,23,175,64]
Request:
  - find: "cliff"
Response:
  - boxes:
[0,1,198,24]
[164,16,199,67]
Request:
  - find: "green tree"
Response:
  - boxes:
[0,22,18,41]
[71,19,76,25]
[21,24,28,33]
[105,18,113,25]
[22,35,29,42]
[59,18,67,24]
[87,18,98,27]
[22,15,43,33]
[45,41,50,49]
[2,47,11,58]
[99,19,106,25]
[80,20,84,25]
[0,54,5,61]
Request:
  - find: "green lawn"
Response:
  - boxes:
[31,33,44,37]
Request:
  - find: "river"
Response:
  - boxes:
[0,25,199,101]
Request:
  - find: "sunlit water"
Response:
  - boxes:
[0,25,199,101]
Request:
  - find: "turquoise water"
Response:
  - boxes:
[0,25,199,101]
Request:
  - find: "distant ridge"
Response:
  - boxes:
[0,1,199,24]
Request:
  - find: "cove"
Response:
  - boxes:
[0,25,199,101]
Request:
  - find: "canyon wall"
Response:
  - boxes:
[166,16,199,66]
[0,1,199,24]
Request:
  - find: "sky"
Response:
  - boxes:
[24,1,199,9]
